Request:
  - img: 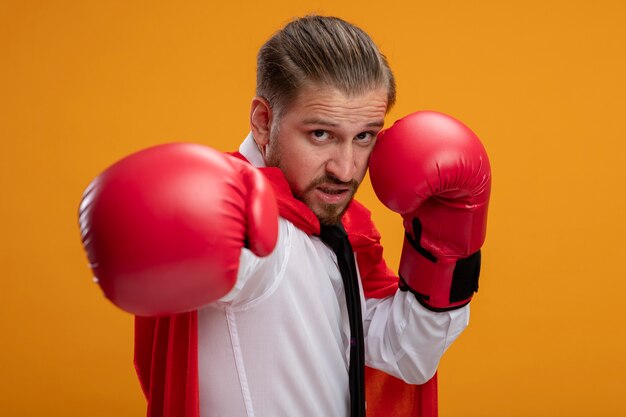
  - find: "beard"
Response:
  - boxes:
[294,175,359,226]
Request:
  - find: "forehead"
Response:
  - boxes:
[281,83,389,125]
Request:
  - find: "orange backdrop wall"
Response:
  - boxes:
[2,1,625,416]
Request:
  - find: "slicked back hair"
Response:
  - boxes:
[256,15,396,117]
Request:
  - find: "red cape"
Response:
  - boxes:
[134,158,438,416]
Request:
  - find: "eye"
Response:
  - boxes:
[310,130,330,142]
[354,131,375,144]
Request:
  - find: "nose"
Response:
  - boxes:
[325,141,356,183]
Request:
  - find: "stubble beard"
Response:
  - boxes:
[297,175,358,226]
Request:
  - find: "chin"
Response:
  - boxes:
[298,189,355,226]
[314,202,351,226]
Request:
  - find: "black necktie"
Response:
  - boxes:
[319,223,366,417]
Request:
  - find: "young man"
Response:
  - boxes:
[81,15,490,417]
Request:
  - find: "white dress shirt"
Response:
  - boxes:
[196,133,469,417]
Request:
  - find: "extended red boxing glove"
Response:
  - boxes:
[79,143,278,316]
[369,111,491,311]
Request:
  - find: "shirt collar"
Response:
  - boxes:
[239,132,266,168]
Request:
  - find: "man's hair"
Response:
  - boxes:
[256,15,396,115]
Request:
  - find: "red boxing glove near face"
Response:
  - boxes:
[369,111,491,311]
[79,143,278,316]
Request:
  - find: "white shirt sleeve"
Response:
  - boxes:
[363,291,470,384]
[217,219,292,309]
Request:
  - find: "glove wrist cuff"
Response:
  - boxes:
[398,234,481,311]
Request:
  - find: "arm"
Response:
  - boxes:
[363,291,469,384]
[362,111,491,382]
[78,143,279,316]
[345,201,469,384]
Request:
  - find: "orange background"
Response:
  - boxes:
[2,1,625,416]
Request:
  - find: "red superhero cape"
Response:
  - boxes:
[134,157,438,417]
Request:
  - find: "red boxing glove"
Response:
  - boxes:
[79,143,278,316]
[369,111,491,311]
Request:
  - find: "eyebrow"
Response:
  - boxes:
[302,118,385,128]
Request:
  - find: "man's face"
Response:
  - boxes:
[263,84,388,225]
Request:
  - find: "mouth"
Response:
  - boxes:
[315,185,351,204]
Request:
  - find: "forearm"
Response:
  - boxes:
[363,292,469,384]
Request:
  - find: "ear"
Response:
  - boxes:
[250,96,273,149]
